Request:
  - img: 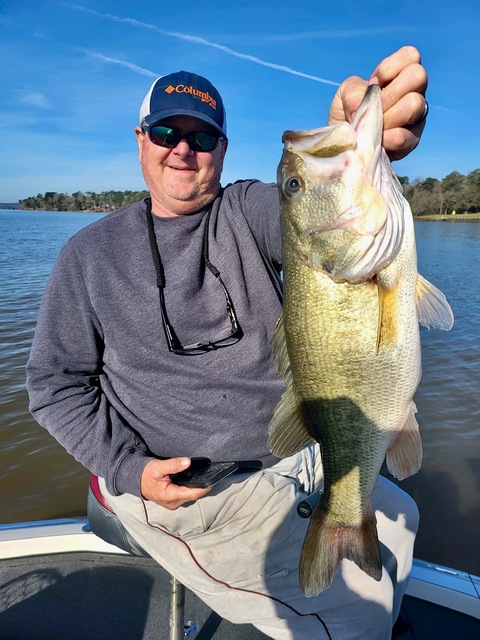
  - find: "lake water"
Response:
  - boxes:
[0,210,479,575]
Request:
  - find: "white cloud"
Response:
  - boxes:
[21,92,52,109]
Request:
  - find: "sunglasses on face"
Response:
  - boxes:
[141,124,225,152]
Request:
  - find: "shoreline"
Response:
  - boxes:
[4,209,480,221]
[414,213,480,221]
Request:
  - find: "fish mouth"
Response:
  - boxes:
[282,85,407,283]
[283,122,356,158]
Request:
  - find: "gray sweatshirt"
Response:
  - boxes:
[26,180,285,497]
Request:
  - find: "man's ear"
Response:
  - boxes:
[221,138,228,159]
[134,127,145,162]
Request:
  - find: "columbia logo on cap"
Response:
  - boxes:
[164,83,217,110]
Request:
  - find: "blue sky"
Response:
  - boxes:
[1,0,479,203]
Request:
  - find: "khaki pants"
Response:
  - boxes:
[101,447,418,640]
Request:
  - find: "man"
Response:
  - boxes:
[27,46,427,639]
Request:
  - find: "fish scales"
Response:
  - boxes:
[268,84,454,597]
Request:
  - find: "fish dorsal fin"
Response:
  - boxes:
[386,401,422,480]
[268,313,315,457]
[416,274,454,330]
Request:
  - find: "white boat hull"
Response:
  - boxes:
[1,517,479,620]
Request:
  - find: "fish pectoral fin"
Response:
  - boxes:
[376,281,400,351]
[299,503,382,597]
[386,401,423,480]
[269,312,314,457]
[268,382,315,457]
[273,313,291,379]
[416,273,454,330]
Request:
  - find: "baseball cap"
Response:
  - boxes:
[139,71,227,137]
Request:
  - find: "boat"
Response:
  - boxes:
[1,480,479,640]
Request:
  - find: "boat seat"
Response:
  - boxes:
[87,476,150,557]
[87,474,187,640]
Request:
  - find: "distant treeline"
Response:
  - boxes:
[19,190,149,212]
[399,170,480,215]
[17,170,480,215]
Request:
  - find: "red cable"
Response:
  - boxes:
[140,499,333,640]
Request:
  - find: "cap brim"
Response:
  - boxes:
[144,109,226,137]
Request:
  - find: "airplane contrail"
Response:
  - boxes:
[65,3,340,86]
[81,50,158,78]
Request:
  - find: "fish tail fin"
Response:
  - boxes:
[299,504,382,597]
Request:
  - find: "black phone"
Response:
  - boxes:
[170,458,240,488]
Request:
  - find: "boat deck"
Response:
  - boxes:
[1,550,480,639]
[1,552,265,640]
[1,516,479,639]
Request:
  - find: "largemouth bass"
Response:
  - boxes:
[268,84,454,597]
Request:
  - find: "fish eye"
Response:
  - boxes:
[283,176,303,197]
